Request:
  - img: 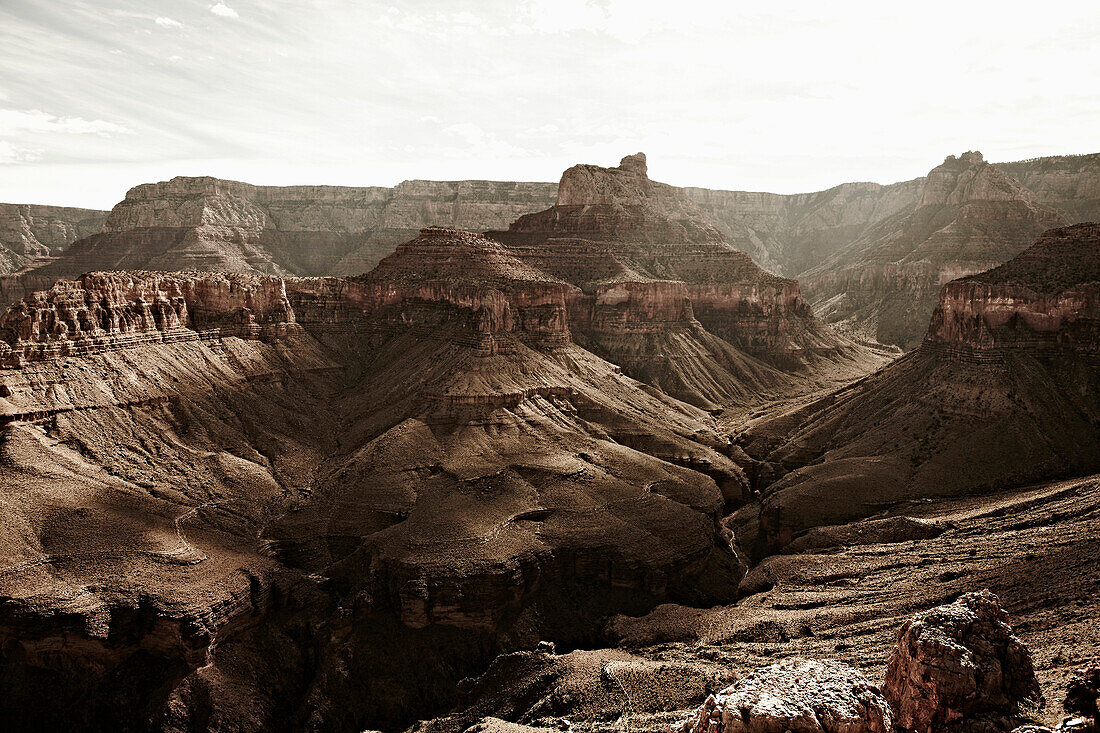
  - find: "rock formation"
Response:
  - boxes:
[0,226,756,730]
[488,154,887,409]
[24,177,556,283]
[673,659,891,733]
[0,271,297,366]
[0,203,108,273]
[736,223,1100,551]
[885,590,1042,733]
[1065,666,1100,729]
[799,152,1065,348]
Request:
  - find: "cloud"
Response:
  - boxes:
[155,17,183,28]
[0,109,131,136]
[210,3,239,19]
[0,141,41,164]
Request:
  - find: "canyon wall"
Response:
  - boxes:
[30,177,557,282]
[798,152,1065,348]
[737,222,1100,552]
[0,203,108,273]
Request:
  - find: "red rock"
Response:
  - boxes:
[885,590,1042,733]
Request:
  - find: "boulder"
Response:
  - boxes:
[885,590,1042,733]
[1065,665,1100,720]
[673,658,891,733]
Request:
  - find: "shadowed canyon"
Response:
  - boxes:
[0,153,1098,733]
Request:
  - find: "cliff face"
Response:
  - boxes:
[0,271,297,365]
[0,203,108,273]
[31,176,557,282]
[799,152,1064,349]
[684,178,925,277]
[737,223,1100,552]
[924,223,1100,354]
[996,153,1100,223]
[489,154,886,409]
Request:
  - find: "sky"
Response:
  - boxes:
[0,0,1097,209]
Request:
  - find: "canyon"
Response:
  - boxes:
[5,152,1097,354]
[0,154,1096,733]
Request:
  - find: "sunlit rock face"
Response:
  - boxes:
[0,271,297,365]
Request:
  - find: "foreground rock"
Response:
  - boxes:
[1065,666,1100,726]
[886,590,1042,733]
[674,658,891,733]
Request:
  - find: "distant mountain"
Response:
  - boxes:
[0,203,108,273]
[799,151,1064,348]
[29,176,556,279]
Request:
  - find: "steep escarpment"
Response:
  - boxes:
[489,154,886,410]
[26,176,557,284]
[800,152,1065,348]
[0,227,753,730]
[0,271,298,366]
[997,153,1100,224]
[736,223,1100,552]
[0,203,108,273]
[684,178,925,278]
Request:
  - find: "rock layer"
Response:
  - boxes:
[490,154,886,408]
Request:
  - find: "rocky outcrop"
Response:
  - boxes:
[0,203,108,273]
[885,591,1041,733]
[1065,666,1100,726]
[0,271,297,365]
[925,223,1100,357]
[674,659,891,733]
[490,154,886,408]
[28,176,557,281]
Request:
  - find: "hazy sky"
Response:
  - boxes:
[1,0,1097,209]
